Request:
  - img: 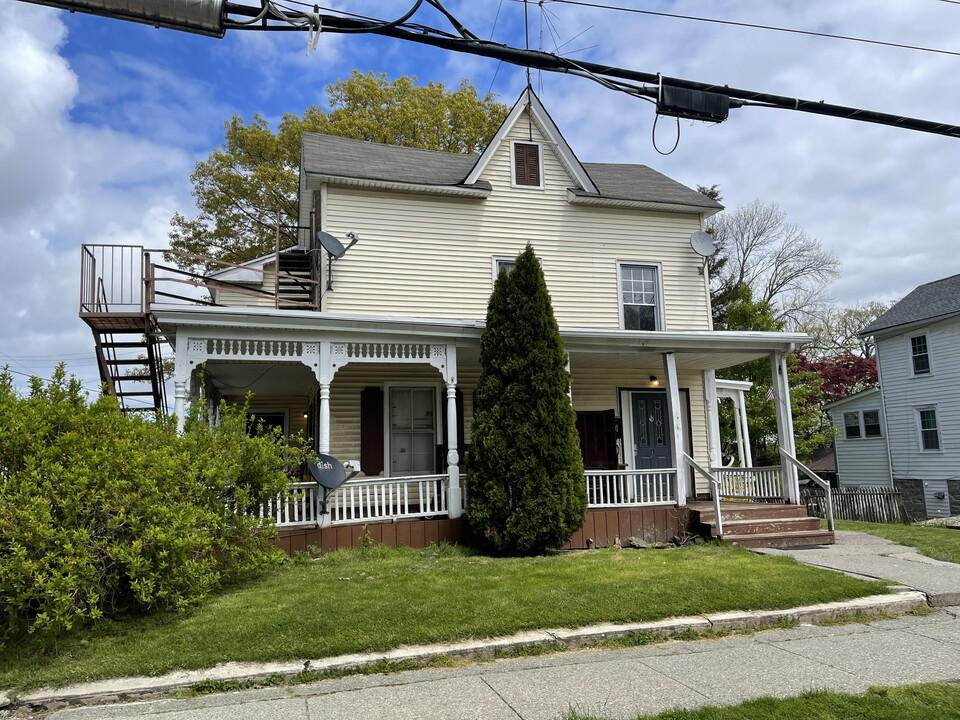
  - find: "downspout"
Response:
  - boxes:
[872,336,896,489]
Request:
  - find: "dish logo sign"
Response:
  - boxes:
[307,453,347,489]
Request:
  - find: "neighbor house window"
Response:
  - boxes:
[918,407,941,451]
[843,410,882,439]
[512,141,543,188]
[843,412,861,439]
[862,410,882,437]
[620,264,661,331]
[911,334,931,375]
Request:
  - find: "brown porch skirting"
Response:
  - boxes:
[274,506,689,555]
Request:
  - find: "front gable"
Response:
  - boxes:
[466,88,598,195]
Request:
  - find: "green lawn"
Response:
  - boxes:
[563,682,960,719]
[832,520,960,564]
[0,543,887,692]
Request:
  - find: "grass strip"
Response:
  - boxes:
[0,542,886,691]
[831,520,960,564]
[562,681,960,719]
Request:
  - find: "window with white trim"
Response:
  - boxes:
[620,264,661,331]
[843,410,882,439]
[494,258,516,277]
[910,334,931,375]
[918,407,941,451]
[389,387,437,476]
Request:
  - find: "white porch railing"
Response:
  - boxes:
[710,466,784,501]
[329,474,449,525]
[258,482,322,527]
[584,469,676,507]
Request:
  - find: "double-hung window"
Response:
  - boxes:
[918,407,941,451]
[620,264,661,331]
[910,334,931,375]
[843,412,862,439]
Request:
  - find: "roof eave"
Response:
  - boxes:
[567,190,722,216]
[859,310,960,339]
[305,172,490,198]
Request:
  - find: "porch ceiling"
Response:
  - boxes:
[203,361,317,397]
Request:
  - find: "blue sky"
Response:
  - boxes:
[2,0,960,395]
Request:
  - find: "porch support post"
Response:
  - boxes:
[703,370,721,469]
[317,383,331,454]
[173,332,191,434]
[565,354,573,404]
[443,344,462,519]
[737,389,753,467]
[770,351,799,503]
[662,352,687,506]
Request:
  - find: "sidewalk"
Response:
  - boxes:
[755,530,960,606]
[46,606,960,720]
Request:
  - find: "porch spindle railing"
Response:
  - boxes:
[257,482,321,527]
[329,475,449,525]
[710,466,784,502]
[584,469,676,507]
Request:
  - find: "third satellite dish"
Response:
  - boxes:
[690,231,718,258]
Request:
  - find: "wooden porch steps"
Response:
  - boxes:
[690,502,834,548]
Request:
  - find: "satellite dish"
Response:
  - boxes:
[690,231,718,258]
[317,231,346,259]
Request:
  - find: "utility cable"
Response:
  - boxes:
[536,0,960,59]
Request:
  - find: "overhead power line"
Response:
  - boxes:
[535,0,960,59]
[11,0,960,139]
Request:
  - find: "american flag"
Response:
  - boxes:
[766,386,775,402]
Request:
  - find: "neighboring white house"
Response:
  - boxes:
[81,88,826,548]
[824,387,891,489]
[857,273,960,519]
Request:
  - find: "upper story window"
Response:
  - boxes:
[493,257,516,277]
[910,334,931,375]
[512,141,543,188]
[917,407,941,451]
[620,264,661,331]
[843,410,882,439]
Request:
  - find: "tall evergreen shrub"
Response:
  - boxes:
[466,245,586,554]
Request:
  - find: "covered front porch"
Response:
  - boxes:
[156,306,830,548]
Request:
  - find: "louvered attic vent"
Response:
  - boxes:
[513,142,542,187]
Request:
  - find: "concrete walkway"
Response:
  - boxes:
[46,607,960,720]
[755,530,960,606]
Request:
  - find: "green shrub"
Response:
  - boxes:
[465,245,586,554]
[0,366,305,645]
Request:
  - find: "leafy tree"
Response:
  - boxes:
[465,246,586,555]
[799,353,878,403]
[714,285,834,463]
[0,366,306,644]
[170,71,509,268]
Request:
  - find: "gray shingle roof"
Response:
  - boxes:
[300,133,721,210]
[861,272,960,335]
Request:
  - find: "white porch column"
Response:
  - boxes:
[703,370,721,469]
[173,332,191,433]
[317,383,331,454]
[662,352,687,505]
[565,355,573,404]
[443,344,462,519]
[736,389,753,467]
[770,351,799,503]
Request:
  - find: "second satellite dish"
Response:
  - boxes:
[690,231,718,258]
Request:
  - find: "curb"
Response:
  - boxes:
[15,590,927,711]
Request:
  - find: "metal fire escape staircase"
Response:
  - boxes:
[79,244,319,413]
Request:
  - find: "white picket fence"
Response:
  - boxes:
[711,466,783,501]
[584,469,676,507]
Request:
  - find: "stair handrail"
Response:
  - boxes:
[779,449,834,532]
[682,452,723,537]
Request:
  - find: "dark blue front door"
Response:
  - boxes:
[631,391,672,469]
